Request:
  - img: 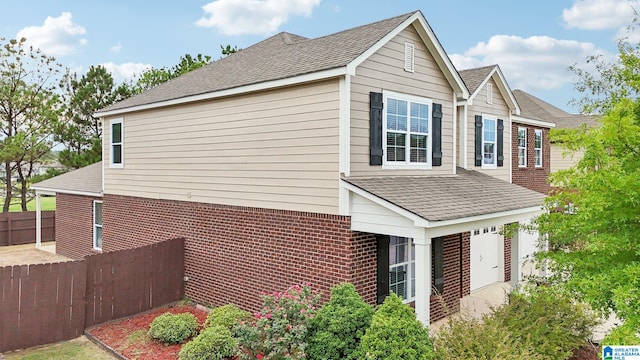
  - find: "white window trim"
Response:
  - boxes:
[389,236,415,303]
[382,90,432,170]
[404,42,415,73]
[534,129,543,167]
[110,118,124,169]
[482,114,497,169]
[486,83,493,104]
[93,200,103,251]
[518,127,527,168]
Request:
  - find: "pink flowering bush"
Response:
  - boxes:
[236,283,321,360]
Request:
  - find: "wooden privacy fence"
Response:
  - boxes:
[0,211,55,246]
[0,237,185,353]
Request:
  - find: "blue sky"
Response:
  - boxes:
[2,0,638,112]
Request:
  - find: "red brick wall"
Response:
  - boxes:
[102,194,378,312]
[55,193,102,260]
[429,233,469,322]
[504,232,512,282]
[512,123,551,194]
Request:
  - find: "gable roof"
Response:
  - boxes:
[96,11,468,117]
[459,65,519,114]
[342,168,545,222]
[513,89,597,128]
[31,162,102,197]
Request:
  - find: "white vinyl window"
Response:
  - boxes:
[404,42,415,72]
[534,129,543,167]
[110,118,123,168]
[383,91,432,168]
[518,127,527,167]
[93,201,103,250]
[482,116,497,167]
[486,83,493,104]
[389,236,415,302]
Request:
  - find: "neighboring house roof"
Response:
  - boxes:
[342,168,545,222]
[96,10,468,117]
[31,162,102,197]
[459,64,520,114]
[513,89,596,128]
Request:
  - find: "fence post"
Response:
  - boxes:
[7,217,11,246]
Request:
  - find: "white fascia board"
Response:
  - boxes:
[94,67,348,117]
[31,186,103,198]
[341,180,429,227]
[425,206,542,229]
[512,115,556,128]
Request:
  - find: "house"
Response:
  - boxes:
[512,89,598,175]
[32,10,547,325]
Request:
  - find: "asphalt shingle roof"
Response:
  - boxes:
[343,168,545,221]
[513,89,599,128]
[31,161,102,195]
[101,12,416,113]
[458,65,496,94]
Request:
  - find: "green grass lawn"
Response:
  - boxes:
[7,196,56,212]
[3,336,115,360]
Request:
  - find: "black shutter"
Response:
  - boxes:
[376,235,390,304]
[474,115,483,166]
[369,92,383,165]
[497,119,504,167]
[431,103,442,166]
[433,238,444,294]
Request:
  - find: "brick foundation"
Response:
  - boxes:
[512,123,551,194]
[55,193,102,260]
[102,194,378,312]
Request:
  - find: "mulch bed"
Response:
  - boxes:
[87,303,209,360]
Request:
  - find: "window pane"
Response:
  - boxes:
[94,202,102,225]
[95,226,102,249]
[410,134,427,163]
[484,119,496,141]
[386,133,406,161]
[518,148,526,166]
[483,143,494,164]
[112,144,122,164]
[410,103,429,133]
[535,131,542,148]
[112,123,122,143]
[518,129,526,147]
[387,98,407,131]
[411,262,415,299]
[390,265,407,299]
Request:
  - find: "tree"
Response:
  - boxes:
[221,44,240,57]
[536,19,640,337]
[0,37,65,211]
[130,53,212,94]
[58,65,128,169]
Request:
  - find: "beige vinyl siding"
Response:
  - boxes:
[103,80,341,214]
[350,24,455,176]
[550,144,583,173]
[465,78,511,181]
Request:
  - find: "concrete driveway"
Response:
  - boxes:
[0,242,71,266]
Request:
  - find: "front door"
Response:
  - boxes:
[470,227,501,291]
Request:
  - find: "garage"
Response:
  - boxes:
[517,221,541,281]
[470,226,503,291]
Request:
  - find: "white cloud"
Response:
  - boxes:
[16,12,87,57]
[562,0,639,30]
[451,35,610,92]
[110,43,122,53]
[195,0,322,35]
[101,62,152,83]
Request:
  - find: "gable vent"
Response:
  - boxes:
[404,42,415,72]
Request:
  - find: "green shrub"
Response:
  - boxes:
[603,324,640,346]
[203,304,251,332]
[352,293,434,360]
[434,314,544,359]
[147,312,199,344]
[179,325,238,360]
[307,283,374,360]
[491,287,598,359]
[433,286,599,360]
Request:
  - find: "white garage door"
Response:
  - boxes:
[518,222,541,281]
[470,226,502,291]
